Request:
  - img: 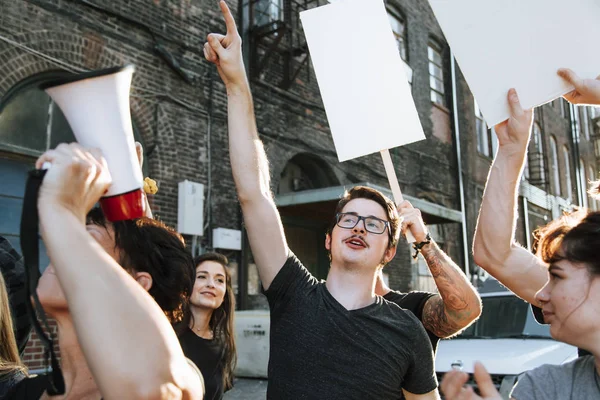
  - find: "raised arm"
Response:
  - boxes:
[204,0,288,290]
[472,89,547,305]
[36,144,203,400]
[400,201,481,338]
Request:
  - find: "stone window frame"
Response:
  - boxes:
[427,39,446,107]
[549,135,561,196]
[474,99,497,158]
[562,145,572,200]
[386,6,408,63]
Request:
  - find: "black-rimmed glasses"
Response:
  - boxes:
[335,212,390,235]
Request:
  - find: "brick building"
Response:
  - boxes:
[0,0,598,371]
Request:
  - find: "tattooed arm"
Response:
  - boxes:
[398,201,481,338]
[420,241,481,338]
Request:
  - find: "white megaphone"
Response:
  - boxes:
[42,65,145,221]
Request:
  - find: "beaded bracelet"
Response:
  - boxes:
[412,232,432,259]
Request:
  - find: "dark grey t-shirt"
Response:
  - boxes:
[264,253,438,399]
[384,291,439,353]
[511,355,600,400]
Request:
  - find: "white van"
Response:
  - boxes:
[435,281,577,399]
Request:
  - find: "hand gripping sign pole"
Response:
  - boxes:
[300,0,425,242]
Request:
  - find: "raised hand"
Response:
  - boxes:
[493,89,533,156]
[36,143,111,221]
[558,68,600,106]
[397,200,428,244]
[204,1,248,90]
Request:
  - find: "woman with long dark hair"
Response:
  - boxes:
[0,271,27,398]
[178,252,237,400]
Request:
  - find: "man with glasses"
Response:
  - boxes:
[203,2,480,398]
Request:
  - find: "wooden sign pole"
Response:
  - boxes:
[380,149,415,243]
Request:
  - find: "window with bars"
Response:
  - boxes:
[527,122,546,186]
[549,136,560,196]
[387,9,407,62]
[589,165,598,211]
[475,100,497,157]
[428,41,445,107]
[581,107,591,141]
[563,146,572,200]
[253,0,284,27]
[580,159,589,208]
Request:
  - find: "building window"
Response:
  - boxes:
[475,100,497,157]
[549,136,560,196]
[581,107,591,141]
[527,122,546,186]
[589,165,597,211]
[0,72,147,167]
[0,78,75,157]
[580,158,588,208]
[428,40,445,107]
[253,0,283,27]
[563,146,572,200]
[589,107,600,138]
[561,98,570,119]
[387,9,407,62]
[523,156,530,181]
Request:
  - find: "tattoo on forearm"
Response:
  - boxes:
[420,243,479,338]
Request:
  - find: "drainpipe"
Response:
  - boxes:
[569,103,584,206]
[449,51,470,280]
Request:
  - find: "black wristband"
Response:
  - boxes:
[412,232,432,259]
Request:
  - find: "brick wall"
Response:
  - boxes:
[1,0,597,311]
[22,319,59,372]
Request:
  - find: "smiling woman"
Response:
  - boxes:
[177,252,237,400]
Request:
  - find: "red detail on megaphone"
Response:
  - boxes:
[100,189,146,222]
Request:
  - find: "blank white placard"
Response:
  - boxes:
[300,0,425,162]
[428,0,600,126]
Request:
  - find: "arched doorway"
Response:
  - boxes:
[276,153,339,279]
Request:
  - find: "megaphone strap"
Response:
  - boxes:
[20,169,65,395]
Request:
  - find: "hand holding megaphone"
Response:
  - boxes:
[42,65,146,221]
[36,143,112,221]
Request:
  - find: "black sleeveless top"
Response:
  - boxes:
[178,328,226,400]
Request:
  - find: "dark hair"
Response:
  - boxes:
[534,209,600,276]
[86,208,195,324]
[182,252,237,391]
[327,186,400,249]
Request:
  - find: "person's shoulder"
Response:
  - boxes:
[381,297,423,325]
[521,355,591,382]
[384,290,436,307]
[511,356,592,399]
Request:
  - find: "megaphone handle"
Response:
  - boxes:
[380,149,415,243]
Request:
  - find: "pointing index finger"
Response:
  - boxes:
[220,0,237,36]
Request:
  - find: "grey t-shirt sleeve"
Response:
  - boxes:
[511,356,597,400]
[510,372,547,400]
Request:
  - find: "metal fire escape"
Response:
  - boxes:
[246,0,327,89]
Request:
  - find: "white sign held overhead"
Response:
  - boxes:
[299,0,425,163]
[300,0,421,242]
[428,0,600,127]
